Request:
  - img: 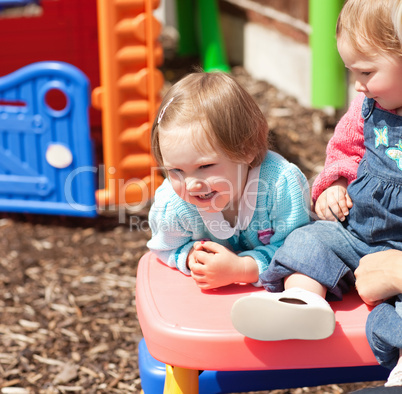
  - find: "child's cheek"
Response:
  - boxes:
[170,179,187,200]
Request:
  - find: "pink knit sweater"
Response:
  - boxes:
[311,93,401,202]
[312,93,399,201]
[312,93,366,202]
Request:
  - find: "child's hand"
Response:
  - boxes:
[188,241,258,290]
[315,178,353,222]
[186,247,198,270]
[186,240,211,270]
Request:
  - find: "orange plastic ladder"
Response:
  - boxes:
[93,0,164,209]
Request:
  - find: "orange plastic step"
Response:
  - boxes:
[120,153,154,178]
[94,0,164,209]
[120,123,151,151]
[115,0,160,9]
[116,45,163,66]
[115,13,161,42]
[117,69,164,97]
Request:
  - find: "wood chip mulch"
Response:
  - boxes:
[0,212,150,393]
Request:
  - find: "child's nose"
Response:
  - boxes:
[186,178,203,191]
[355,79,367,93]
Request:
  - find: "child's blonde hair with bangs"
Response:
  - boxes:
[392,0,402,44]
[151,72,269,170]
[336,0,402,57]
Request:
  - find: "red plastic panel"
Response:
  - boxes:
[0,0,100,126]
[136,252,378,372]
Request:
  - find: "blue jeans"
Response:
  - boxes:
[367,300,402,370]
[260,220,391,300]
[260,220,402,369]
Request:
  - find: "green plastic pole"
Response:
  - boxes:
[310,0,346,108]
[196,0,230,72]
[176,0,198,56]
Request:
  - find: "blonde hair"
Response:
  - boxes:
[151,72,269,169]
[336,0,402,57]
[392,0,402,43]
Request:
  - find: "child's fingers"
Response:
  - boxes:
[193,250,211,265]
[315,201,333,221]
[329,205,345,221]
[190,262,213,289]
[195,280,213,290]
[337,192,353,218]
[315,185,353,222]
[345,192,353,208]
[191,268,205,280]
[190,256,206,279]
[197,241,222,254]
[324,193,344,221]
[317,201,342,221]
[315,203,327,221]
[337,198,350,218]
[328,189,352,221]
[191,274,209,289]
[193,239,216,252]
[328,206,343,221]
[193,241,203,250]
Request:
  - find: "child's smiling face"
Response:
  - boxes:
[337,36,402,115]
[159,124,250,213]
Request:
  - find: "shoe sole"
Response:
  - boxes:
[231,293,336,341]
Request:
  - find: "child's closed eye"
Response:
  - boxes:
[199,164,214,170]
[167,168,183,174]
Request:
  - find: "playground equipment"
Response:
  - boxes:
[309,0,346,108]
[0,0,229,215]
[136,252,388,393]
[0,0,101,127]
[175,0,230,73]
[0,0,166,215]
[0,61,97,216]
[0,0,344,216]
[0,0,38,9]
[92,0,165,208]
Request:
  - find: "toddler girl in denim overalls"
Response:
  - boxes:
[231,0,402,387]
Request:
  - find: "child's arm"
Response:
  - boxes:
[147,181,198,275]
[237,162,311,283]
[312,93,366,207]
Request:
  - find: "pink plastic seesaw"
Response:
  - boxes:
[136,252,387,394]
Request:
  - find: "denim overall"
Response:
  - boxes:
[347,98,402,246]
[260,97,402,369]
[357,98,402,369]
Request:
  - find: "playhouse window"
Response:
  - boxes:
[0,0,42,18]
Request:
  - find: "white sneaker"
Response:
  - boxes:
[385,364,402,387]
[231,288,336,341]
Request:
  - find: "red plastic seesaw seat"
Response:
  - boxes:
[136,251,381,393]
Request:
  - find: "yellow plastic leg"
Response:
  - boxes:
[163,364,199,394]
